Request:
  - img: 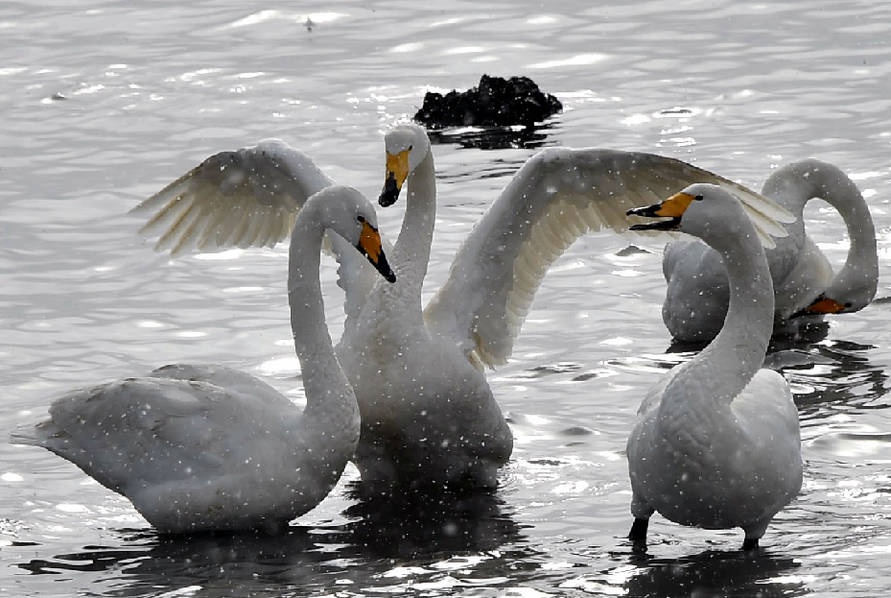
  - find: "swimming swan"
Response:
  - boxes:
[662,159,877,343]
[626,184,803,550]
[130,126,792,491]
[12,185,396,533]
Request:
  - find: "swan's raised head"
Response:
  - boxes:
[628,183,762,246]
[311,185,397,283]
[379,124,431,207]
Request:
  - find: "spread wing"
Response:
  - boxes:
[131,139,333,256]
[423,148,795,368]
[130,140,383,319]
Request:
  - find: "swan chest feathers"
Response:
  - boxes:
[341,327,513,491]
[630,365,801,531]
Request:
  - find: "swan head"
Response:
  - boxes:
[309,185,397,283]
[628,183,763,247]
[797,271,877,316]
[379,124,431,207]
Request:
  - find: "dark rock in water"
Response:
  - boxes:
[413,74,562,129]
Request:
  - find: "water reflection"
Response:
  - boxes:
[343,486,524,559]
[16,489,528,597]
[620,549,806,598]
[661,324,889,418]
[772,338,889,417]
[426,123,558,150]
[665,320,832,355]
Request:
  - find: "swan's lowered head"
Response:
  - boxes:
[796,249,878,317]
[379,124,432,207]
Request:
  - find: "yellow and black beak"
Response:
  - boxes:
[795,294,849,317]
[356,220,396,283]
[379,148,411,207]
[627,191,697,231]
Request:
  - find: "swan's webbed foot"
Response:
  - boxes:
[628,517,649,549]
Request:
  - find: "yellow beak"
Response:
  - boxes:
[356,221,396,283]
[379,149,411,207]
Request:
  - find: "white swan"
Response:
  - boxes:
[626,184,803,550]
[11,185,396,533]
[130,125,792,492]
[662,159,877,343]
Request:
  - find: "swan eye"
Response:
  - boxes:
[357,215,366,223]
[694,195,704,201]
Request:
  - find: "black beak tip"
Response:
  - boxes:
[628,216,680,232]
[379,175,400,207]
[377,253,397,283]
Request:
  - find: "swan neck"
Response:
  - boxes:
[393,148,436,292]
[765,162,877,286]
[287,216,355,418]
[668,229,774,406]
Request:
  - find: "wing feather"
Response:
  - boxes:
[131,139,333,257]
[131,139,386,318]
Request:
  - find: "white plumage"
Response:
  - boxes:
[12,186,395,532]
[130,125,793,492]
[626,184,803,550]
[662,159,877,343]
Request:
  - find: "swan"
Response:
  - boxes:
[662,159,877,343]
[131,126,792,492]
[625,184,803,551]
[11,185,396,533]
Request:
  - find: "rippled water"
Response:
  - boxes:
[2,1,891,596]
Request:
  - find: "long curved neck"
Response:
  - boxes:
[665,224,774,409]
[287,215,356,423]
[392,147,436,302]
[763,160,877,293]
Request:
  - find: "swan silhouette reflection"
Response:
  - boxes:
[620,549,805,597]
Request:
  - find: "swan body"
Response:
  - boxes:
[12,185,395,533]
[662,159,877,343]
[131,126,792,492]
[626,184,803,550]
